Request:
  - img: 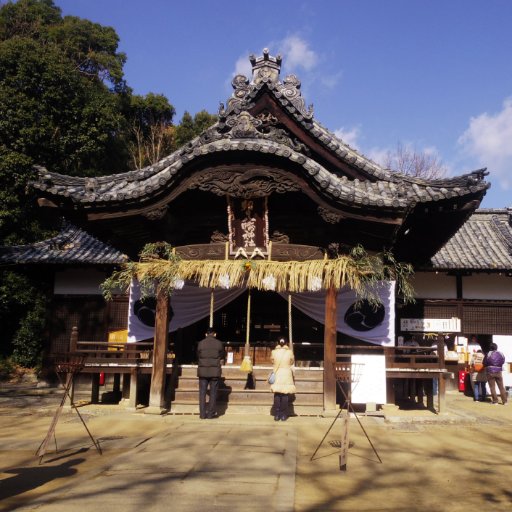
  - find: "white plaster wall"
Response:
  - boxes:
[54,268,107,295]
[411,272,456,299]
[462,274,512,300]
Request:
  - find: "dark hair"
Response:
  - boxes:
[490,342,498,351]
[206,327,216,336]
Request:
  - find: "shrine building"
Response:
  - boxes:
[4,49,508,415]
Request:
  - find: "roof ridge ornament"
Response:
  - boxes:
[219,49,314,122]
[249,48,282,84]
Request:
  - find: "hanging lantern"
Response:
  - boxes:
[308,276,323,292]
[218,273,231,289]
[262,274,276,291]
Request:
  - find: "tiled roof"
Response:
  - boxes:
[31,51,489,212]
[431,209,512,270]
[2,211,510,270]
[32,141,489,211]
[0,222,128,265]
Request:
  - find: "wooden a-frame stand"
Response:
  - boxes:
[36,355,102,464]
[310,362,382,471]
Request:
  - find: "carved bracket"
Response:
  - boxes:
[318,206,343,224]
[142,205,168,221]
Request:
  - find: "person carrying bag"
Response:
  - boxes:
[269,337,296,421]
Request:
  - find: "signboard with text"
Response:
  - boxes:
[400,317,461,333]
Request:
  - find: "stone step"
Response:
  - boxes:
[168,403,325,416]
[173,389,323,405]
[178,366,324,381]
[174,379,324,393]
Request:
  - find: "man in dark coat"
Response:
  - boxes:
[197,327,225,419]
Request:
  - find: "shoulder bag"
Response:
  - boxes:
[268,356,282,385]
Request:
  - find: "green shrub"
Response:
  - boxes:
[0,356,14,380]
[11,300,45,368]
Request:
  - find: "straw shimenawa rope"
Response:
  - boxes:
[101,243,415,306]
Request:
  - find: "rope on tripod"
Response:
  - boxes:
[209,289,214,328]
[288,293,293,350]
[245,289,251,356]
[240,289,253,373]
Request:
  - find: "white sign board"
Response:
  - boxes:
[400,317,461,332]
[492,335,512,363]
[351,355,387,405]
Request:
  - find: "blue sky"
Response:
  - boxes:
[51,1,512,208]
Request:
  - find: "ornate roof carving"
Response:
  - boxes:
[187,167,301,198]
[318,206,343,224]
[219,48,313,122]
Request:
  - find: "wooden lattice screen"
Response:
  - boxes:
[463,304,512,335]
[423,304,459,319]
[50,295,129,353]
[423,301,512,335]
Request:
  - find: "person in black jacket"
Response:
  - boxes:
[197,327,225,419]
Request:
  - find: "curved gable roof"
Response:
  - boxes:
[32,50,489,219]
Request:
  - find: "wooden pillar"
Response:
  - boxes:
[323,286,338,412]
[69,326,78,353]
[122,374,130,400]
[113,373,121,394]
[437,334,446,413]
[127,368,139,410]
[65,327,79,407]
[91,373,100,404]
[147,286,170,414]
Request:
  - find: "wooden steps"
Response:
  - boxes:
[170,365,324,415]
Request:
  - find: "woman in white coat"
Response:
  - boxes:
[270,338,296,421]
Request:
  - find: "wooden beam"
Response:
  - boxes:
[147,286,170,414]
[323,286,338,412]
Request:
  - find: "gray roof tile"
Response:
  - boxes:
[0,222,128,265]
[431,209,512,270]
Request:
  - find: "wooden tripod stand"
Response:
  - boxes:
[36,354,102,464]
[310,362,382,471]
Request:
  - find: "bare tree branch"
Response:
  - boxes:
[384,143,447,180]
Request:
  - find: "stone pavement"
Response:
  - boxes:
[14,421,296,512]
[1,383,511,512]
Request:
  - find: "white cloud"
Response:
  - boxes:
[278,35,318,72]
[321,71,342,89]
[232,54,252,78]
[225,53,252,94]
[367,147,390,167]
[458,97,512,189]
[333,126,360,149]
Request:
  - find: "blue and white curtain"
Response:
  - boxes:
[127,280,395,346]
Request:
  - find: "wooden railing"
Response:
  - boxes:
[337,344,446,372]
[73,341,156,364]
[62,326,157,366]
